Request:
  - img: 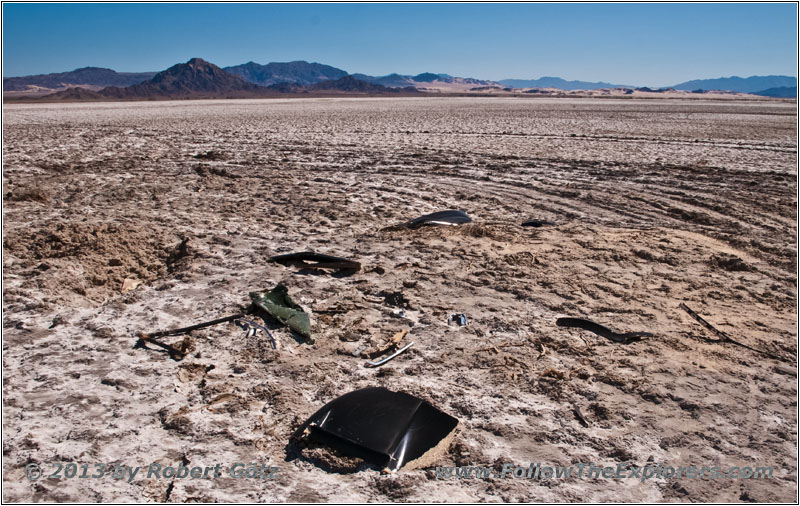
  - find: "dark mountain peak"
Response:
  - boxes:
[152,58,238,85]
[413,72,440,82]
[92,58,262,98]
[73,66,114,73]
[186,57,212,67]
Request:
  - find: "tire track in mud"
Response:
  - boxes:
[293,151,795,273]
[367,131,798,153]
[302,150,795,277]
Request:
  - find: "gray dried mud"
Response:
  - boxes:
[2,97,797,502]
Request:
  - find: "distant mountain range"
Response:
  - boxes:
[223,61,347,86]
[352,72,498,88]
[498,77,634,90]
[43,58,263,100]
[34,58,415,100]
[751,86,797,98]
[3,67,155,91]
[671,75,797,93]
[4,58,796,97]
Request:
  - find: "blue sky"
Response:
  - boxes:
[2,3,797,86]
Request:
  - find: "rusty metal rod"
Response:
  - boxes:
[139,314,244,340]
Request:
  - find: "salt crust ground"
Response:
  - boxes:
[2,97,797,502]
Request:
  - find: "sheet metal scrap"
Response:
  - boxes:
[292,387,459,472]
[556,317,653,344]
[250,284,312,343]
[407,209,472,229]
[680,303,789,362]
[269,252,361,272]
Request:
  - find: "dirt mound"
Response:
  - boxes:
[3,222,188,304]
[4,187,50,204]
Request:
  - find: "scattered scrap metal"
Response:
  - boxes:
[680,302,789,362]
[136,314,243,360]
[556,317,654,344]
[250,284,313,343]
[234,317,278,349]
[269,251,361,272]
[136,284,312,359]
[361,329,414,367]
[449,313,468,326]
[366,342,415,367]
[406,209,472,228]
[291,387,459,472]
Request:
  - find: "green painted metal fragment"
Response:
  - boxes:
[249,284,312,343]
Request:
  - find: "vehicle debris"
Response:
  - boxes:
[291,387,459,472]
[679,303,789,362]
[556,317,653,344]
[449,313,468,326]
[363,329,409,359]
[250,284,313,343]
[269,251,361,272]
[234,317,278,349]
[365,342,415,368]
[521,219,555,228]
[407,209,472,228]
[134,335,187,361]
[136,313,243,360]
[138,314,244,341]
[573,404,590,427]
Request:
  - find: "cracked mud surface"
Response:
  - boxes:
[2,97,797,501]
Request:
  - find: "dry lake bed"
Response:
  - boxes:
[2,96,797,502]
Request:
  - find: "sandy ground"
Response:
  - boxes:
[2,97,797,502]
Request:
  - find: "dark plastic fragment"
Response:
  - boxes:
[522,219,555,227]
[269,252,361,271]
[556,317,653,344]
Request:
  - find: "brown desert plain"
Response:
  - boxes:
[2,96,797,502]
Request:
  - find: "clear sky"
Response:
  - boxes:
[2,3,797,87]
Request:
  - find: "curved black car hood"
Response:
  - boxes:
[292,387,459,472]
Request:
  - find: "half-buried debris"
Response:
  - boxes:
[556,317,654,344]
[406,209,472,228]
[250,284,313,343]
[291,387,458,473]
[521,219,555,228]
[269,251,361,272]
